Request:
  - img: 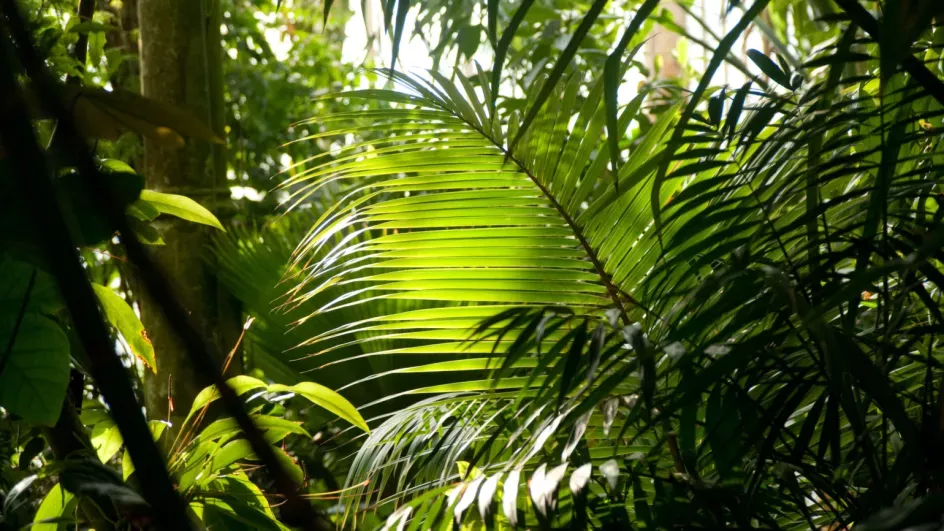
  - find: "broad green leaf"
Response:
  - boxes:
[100,159,136,174]
[273,446,304,485]
[455,461,483,480]
[126,199,161,221]
[121,449,134,481]
[88,30,105,68]
[205,440,254,476]
[268,382,369,433]
[177,440,220,491]
[210,473,278,516]
[197,494,286,531]
[68,21,118,33]
[91,419,123,463]
[79,400,110,426]
[187,375,267,420]
[0,257,60,313]
[92,283,156,373]
[0,313,70,426]
[196,415,309,443]
[138,190,224,230]
[32,484,76,531]
[457,26,481,60]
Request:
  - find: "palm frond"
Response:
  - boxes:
[280,11,944,530]
[280,66,682,390]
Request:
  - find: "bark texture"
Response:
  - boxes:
[137,0,239,424]
[645,2,685,80]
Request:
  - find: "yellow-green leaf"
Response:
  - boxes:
[33,484,75,530]
[187,376,268,421]
[90,419,123,463]
[139,190,224,230]
[92,283,156,373]
[268,382,369,433]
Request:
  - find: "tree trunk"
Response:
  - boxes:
[104,0,140,93]
[137,0,240,426]
[645,3,685,80]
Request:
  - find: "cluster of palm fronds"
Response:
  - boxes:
[217,1,944,529]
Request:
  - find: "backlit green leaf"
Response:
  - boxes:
[92,283,156,373]
[138,190,224,230]
[269,382,369,433]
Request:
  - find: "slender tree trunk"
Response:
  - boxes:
[137,0,240,425]
[645,3,685,80]
[104,0,140,93]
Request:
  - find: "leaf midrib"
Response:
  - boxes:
[425,98,633,325]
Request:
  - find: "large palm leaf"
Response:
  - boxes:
[280,66,675,382]
[275,65,675,526]
[280,4,944,530]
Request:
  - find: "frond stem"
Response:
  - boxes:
[503,150,633,326]
[419,95,640,326]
